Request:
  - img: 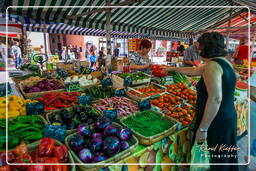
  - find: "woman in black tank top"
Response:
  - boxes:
[164,32,238,171]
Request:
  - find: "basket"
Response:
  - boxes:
[120,110,178,145]
[27,140,76,171]
[65,122,138,171]
[126,82,167,101]
[45,106,103,135]
[19,79,65,99]
[111,72,151,87]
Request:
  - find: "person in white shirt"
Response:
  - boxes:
[10,41,22,69]
[0,38,7,63]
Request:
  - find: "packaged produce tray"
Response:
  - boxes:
[45,105,103,135]
[126,82,167,101]
[65,122,138,171]
[27,140,76,171]
[19,78,65,99]
[120,110,178,145]
[111,72,151,87]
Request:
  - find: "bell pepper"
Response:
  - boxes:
[44,157,62,171]
[53,145,69,163]
[12,142,28,156]
[0,166,11,171]
[13,154,33,170]
[27,165,45,171]
[38,138,55,157]
[62,165,68,171]
[0,151,15,166]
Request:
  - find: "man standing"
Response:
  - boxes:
[0,38,7,63]
[177,41,185,56]
[10,41,22,69]
[183,41,200,67]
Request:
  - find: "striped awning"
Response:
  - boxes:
[6,0,246,38]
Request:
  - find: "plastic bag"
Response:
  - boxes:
[190,141,210,171]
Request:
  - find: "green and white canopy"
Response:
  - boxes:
[6,0,247,39]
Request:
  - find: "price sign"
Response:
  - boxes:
[101,78,112,87]
[0,83,12,97]
[114,88,126,97]
[78,95,92,105]
[138,99,151,111]
[160,76,174,86]
[26,102,44,115]
[44,125,66,142]
[103,109,117,121]
[124,77,132,87]
[65,81,82,92]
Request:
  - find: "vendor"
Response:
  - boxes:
[232,38,250,64]
[183,41,200,66]
[128,39,152,73]
[164,32,238,171]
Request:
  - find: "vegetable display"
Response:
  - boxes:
[23,79,64,93]
[20,64,41,74]
[128,86,164,98]
[85,86,114,100]
[236,80,248,91]
[0,115,45,149]
[68,119,133,163]
[121,110,174,137]
[166,82,196,106]
[117,71,149,81]
[37,91,80,110]
[94,97,138,118]
[166,104,195,125]
[168,72,189,85]
[64,75,99,87]
[152,65,168,77]
[0,138,70,171]
[48,105,102,130]
[0,96,38,118]
[150,93,182,112]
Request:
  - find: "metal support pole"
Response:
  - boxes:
[251,28,256,58]
[105,0,112,73]
[226,7,234,58]
[43,22,47,55]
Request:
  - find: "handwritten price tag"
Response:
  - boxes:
[114,88,126,97]
[138,99,151,111]
[103,109,117,121]
[78,95,92,105]
[44,125,66,142]
[26,102,44,115]
[101,78,112,87]
[65,81,82,92]
[0,83,12,97]
[124,77,132,87]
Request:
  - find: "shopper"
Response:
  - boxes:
[177,41,185,55]
[128,39,152,73]
[164,32,238,171]
[10,41,22,69]
[67,45,75,60]
[113,45,119,59]
[61,46,68,62]
[183,41,200,66]
[0,38,7,63]
[233,38,249,64]
[98,47,106,71]
[89,46,97,69]
[40,45,44,54]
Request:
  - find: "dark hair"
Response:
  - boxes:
[139,39,152,50]
[198,32,227,58]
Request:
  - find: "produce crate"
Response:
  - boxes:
[19,79,65,99]
[56,62,75,70]
[120,110,178,145]
[45,106,103,135]
[126,82,167,101]
[65,123,139,171]
[111,72,151,87]
[27,140,76,171]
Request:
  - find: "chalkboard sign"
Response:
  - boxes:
[0,83,12,97]
[103,109,117,121]
[65,81,82,92]
[124,77,132,87]
[26,102,44,115]
[114,88,126,97]
[44,125,66,142]
[78,95,92,105]
[160,76,174,86]
[138,99,151,111]
[101,78,112,87]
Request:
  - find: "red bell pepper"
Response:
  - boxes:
[12,142,28,156]
[13,154,33,170]
[27,165,45,171]
[0,151,15,165]
[38,138,55,157]
[0,166,11,171]
[53,145,69,163]
[44,157,62,171]
[62,165,68,171]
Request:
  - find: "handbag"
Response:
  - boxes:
[190,141,210,171]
